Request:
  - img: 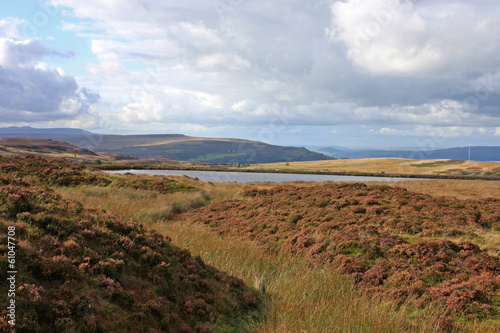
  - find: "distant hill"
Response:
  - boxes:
[317,146,500,161]
[0,138,214,168]
[0,138,136,163]
[0,126,95,136]
[0,127,332,164]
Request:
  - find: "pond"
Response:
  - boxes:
[106,169,424,183]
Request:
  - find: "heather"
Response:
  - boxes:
[181,183,500,330]
[0,155,110,187]
[0,159,259,332]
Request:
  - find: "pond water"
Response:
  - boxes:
[106,169,424,183]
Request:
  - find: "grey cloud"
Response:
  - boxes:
[0,39,93,122]
[52,0,500,133]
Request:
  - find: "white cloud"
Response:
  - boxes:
[0,18,24,39]
[495,127,500,136]
[329,0,500,76]
[86,61,125,77]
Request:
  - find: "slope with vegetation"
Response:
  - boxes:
[0,138,136,165]
[0,138,216,168]
[181,183,500,331]
[55,167,447,332]
[7,155,500,332]
[0,156,259,332]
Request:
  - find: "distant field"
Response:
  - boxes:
[246,158,500,178]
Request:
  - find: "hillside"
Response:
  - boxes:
[0,138,215,169]
[181,183,500,331]
[0,156,259,331]
[0,138,135,164]
[56,135,331,164]
[0,127,332,164]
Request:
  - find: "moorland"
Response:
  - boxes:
[1,151,499,332]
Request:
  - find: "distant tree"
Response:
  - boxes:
[94,159,102,165]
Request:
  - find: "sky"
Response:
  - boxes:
[0,0,500,149]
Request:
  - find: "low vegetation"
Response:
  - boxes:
[58,178,444,332]
[181,183,500,331]
[0,157,259,332]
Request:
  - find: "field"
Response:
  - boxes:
[2,155,500,332]
[246,158,500,178]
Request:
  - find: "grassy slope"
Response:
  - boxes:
[0,138,214,168]
[0,138,136,164]
[56,170,499,332]
[180,183,500,331]
[0,156,259,332]
[246,158,500,178]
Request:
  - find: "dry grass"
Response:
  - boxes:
[56,179,246,224]
[247,158,500,178]
[157,221,445,333]
[372,179,500,200]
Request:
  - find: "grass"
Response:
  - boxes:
[156,221,444,333]
[57,178,246,224]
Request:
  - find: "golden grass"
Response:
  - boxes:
[157,221,444,333]
[247,158,500,178]
[372,179,500,200]
[56,180,245,224]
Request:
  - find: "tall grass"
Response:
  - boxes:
[155,221,445,333]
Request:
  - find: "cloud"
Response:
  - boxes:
[0,38,95,122]
[329,0,500,76]
[0,18,24,39]
[38,0,500,144]
[378,125,489,138]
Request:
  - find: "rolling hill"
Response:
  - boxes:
[0,127,332,164]
[0,138,136,164]
[0,138,214,168]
